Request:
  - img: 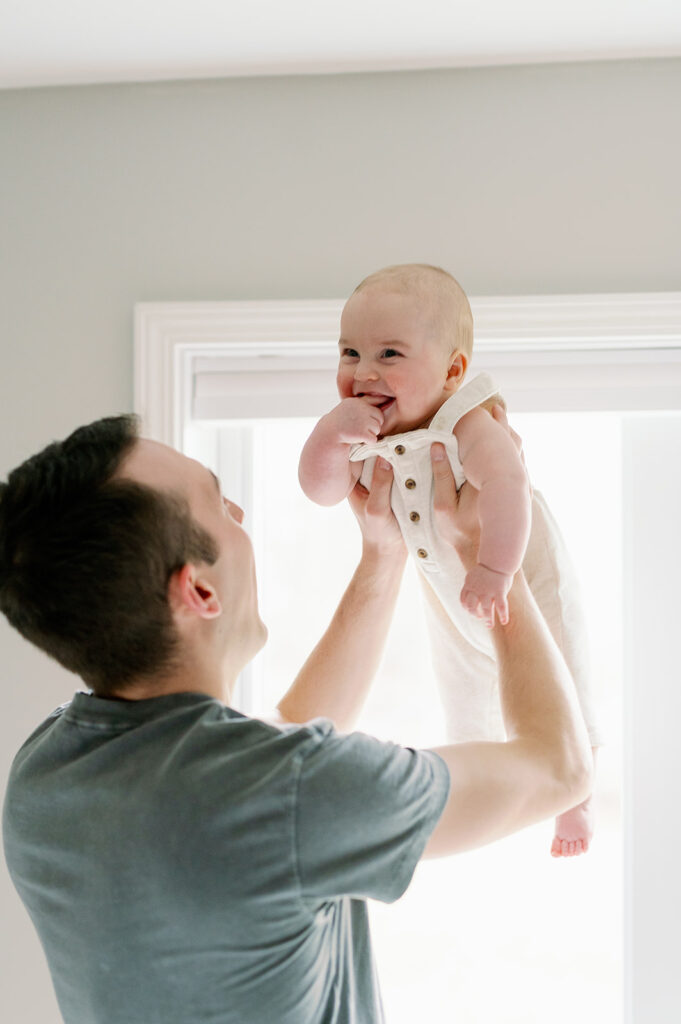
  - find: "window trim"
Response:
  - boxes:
[134,293,681,445]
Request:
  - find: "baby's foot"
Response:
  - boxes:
[551,794,594,858]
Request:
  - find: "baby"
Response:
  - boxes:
[299,264,602,857]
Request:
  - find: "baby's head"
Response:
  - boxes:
[338,263,474,435]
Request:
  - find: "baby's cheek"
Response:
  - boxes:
[336,372,351,397]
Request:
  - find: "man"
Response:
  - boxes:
[1,414,591,1024]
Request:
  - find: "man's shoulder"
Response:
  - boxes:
[260,710,334,740]
[186,708,338,773]
[8,700,71,763]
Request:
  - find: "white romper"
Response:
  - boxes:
[350,372,603,746]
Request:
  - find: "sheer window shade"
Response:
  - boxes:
[135,293,681,440]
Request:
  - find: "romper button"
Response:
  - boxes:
[417,548,428,559]
[409,511,420,523]
[394,444,406,455]
[405,478,416,489]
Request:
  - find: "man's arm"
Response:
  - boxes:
[423,440,593,857]
[277,458,406,731]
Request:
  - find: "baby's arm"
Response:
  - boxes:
[298,397,385,506]
[453,405,532,626]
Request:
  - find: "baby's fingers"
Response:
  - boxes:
[479,595,497,629]
[468,588,496,628]
[460,583,497,628]
[460,584,481,619]
[367,411,384,437]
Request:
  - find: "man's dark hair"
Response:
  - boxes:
[0,415,218,696]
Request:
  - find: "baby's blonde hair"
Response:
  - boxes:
[352,263,474,360]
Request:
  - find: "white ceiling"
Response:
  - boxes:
[2,0,681,90]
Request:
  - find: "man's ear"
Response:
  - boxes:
[444,351,467,391]
[169,564,222,620]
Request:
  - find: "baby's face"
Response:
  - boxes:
[337,287,463,435]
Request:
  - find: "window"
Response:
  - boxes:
[135,293,681,1022]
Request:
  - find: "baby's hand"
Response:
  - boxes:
[326,397,384,445]
[460,564,513,628]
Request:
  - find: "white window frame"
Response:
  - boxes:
[134,292,681,1024]
[134,293,681,445]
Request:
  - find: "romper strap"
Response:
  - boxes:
[429,372,500,433]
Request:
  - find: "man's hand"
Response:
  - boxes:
[324,397,385,445]
[347,457,406,559]
[430,442,480,570]
[490,403,531,491]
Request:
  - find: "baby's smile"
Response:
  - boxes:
[354,390,396,413]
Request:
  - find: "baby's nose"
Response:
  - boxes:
[354,360,379,381]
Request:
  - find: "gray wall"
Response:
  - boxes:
[1,59,679,1021]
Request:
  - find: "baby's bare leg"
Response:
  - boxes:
[551,747,597,857]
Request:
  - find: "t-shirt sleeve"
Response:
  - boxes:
[294,725,450,904]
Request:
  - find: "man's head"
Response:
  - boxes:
[337,264,474,435]
[0,416,264,698]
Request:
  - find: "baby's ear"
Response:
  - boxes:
[445,351,467,389]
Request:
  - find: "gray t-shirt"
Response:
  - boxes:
[3,691,449,1024]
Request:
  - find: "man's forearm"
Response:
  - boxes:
[492,572,592,805]
[425,570,593,858]
[424,434,592,858]
[277,543,406,731]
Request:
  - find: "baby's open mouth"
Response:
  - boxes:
[358,392,395,412]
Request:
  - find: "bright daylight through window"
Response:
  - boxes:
[137,291,681,1023]
[186,411,624,1024]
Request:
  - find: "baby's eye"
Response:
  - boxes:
[381,348,401,359]
[341,348,359,359]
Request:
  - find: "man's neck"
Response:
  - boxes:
[106,669,232,704]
